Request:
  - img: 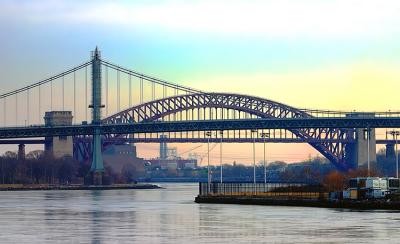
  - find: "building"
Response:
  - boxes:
[147,158,197,170]
[102,143,145,176]
[146,135,198,170]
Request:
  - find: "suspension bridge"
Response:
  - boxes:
[1,48,400,183]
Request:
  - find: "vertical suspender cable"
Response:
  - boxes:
[38,85,41,123]
[152,82,155,101]
[85,66,88,121]
[163,85,166,98]
[105,66,108,116]
[73,71,76,123]
[174,87,177,121]
[140,78,143,104]
[117,70,120,111]
[26,90,29,125]
[129,75,132,108]
[50,80,53,111]
[3,98,5,126]
[62,76,65,111]
[15,94,17,125]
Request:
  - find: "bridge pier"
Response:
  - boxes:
[18,144,25,160]
[44,111,73,158]
[386,143,396,160]
[345,113,377,170]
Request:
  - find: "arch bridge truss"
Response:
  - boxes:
[75,93,355,171]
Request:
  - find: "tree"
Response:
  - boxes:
[58,158,76,184]
[4,151,17,159]
[323,171,346,192]
[26,150,43,160]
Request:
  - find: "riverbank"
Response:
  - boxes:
[0,183,162,191]
[195,195,400,210]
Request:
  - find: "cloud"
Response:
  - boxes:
[2,0,400,40]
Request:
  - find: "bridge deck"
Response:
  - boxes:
[0,117,400,139]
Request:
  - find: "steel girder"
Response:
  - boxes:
[101,93,353,170]
[0,138,394,144]
[2,117,400,139]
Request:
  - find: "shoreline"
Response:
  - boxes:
[0,183,162,191]
[195,195,400,210]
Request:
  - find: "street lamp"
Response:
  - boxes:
[251,129,257,185]
[363,128,371,177]
[205,131,212,193]
[387,130,400,178]
[219,130,223,184]
[260,132,270,184]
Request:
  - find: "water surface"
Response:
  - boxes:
[0,183,399,243]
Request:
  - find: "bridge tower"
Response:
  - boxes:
[89,47,105,185]
[345,113,377,169]
[44,111,73,158]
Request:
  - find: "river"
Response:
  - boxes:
[0,183,399,243]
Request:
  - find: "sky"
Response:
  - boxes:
[0,0,400,164]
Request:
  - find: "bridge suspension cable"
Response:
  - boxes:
[0,61,92,99]
[100,59,203,94]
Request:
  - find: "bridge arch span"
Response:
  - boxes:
[102,93,351,170]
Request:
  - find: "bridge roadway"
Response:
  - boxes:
[0,138,394,145]
[1,117,400,139]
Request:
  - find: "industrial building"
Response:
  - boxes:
[146,135,197,170]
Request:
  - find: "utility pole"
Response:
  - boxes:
[251,129,257,186]
[260,132,270,184]
[219,130,223,184]
[206,131,212,194]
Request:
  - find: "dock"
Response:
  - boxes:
[195,182,400,210]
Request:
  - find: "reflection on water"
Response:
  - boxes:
[0,183,399,243]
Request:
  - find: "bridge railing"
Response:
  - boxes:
[199,182,327,200]
[299,109,400,118]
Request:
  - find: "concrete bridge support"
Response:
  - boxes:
[18,144,25,160]
[386,143,396,160]
[345,113,377,170]
[44,111,73,158]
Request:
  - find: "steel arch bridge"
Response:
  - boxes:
[97,92,352,170]
[7,47,394,175]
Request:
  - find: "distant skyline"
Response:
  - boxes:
[0,0,399,164]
